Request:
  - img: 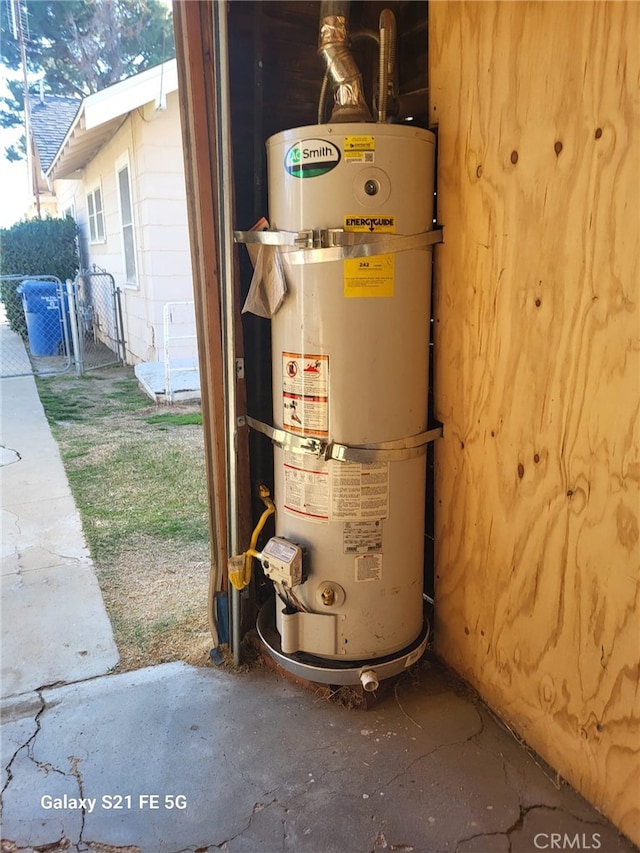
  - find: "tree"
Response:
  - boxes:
[1,0,175,157]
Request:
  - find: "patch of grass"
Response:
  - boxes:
[63,437,93,460]
[36,370,149,422]
[102,378,153,413]
[36,379,95,423]
[64,438,209,562]
[145,412,203,427]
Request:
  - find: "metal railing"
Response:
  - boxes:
[162,300,199,403]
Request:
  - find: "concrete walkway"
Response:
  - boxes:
[1,323,119,696]
[0,323,636,852]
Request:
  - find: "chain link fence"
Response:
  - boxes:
[0,270,125,379]
[0,275,72,377]
[73,270,126,372]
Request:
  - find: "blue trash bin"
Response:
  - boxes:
[17,280,66,357]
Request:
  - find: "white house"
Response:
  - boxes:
[40,60,198,394]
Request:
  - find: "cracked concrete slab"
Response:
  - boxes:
[1,543,84,577]
[2,731,83,848]
[1,357,118,699]
[1,437,72,498]
[1,712,39,791]
[1,564,119,697]
[1,498,89,567]
[509,806,621,853]
[1,660,636,853]
[456,832,510,852]
[1,445,20,466]
[378,740,521,848]
[471,704,607,824]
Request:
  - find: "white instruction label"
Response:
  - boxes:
[343,521,383,554]
[263,538,297,562]
[331,462,389,521]
[282,352,329,438]
[283,451,329,523]
[283,456,388,524]
[355,554,383,582]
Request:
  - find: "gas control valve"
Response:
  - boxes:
[260,537,303,587]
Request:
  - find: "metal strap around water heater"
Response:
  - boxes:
[285,228,444,265]
[234,229,314,248]
[233,227,444,266]
[245,416,442,462]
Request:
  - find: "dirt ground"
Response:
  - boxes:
[100,533,212,672]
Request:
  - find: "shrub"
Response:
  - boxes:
[0,216,80,336]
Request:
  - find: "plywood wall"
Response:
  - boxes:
[430,1,639,843]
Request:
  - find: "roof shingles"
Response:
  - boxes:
[30,95,82,173]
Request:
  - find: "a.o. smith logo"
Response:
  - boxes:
[285,138,341,178]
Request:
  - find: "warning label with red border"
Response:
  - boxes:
[282,352,329,437]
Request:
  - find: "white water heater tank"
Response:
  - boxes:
[263,122,436,674]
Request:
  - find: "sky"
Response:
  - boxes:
[0,70,31,229]
[0,146,30,229]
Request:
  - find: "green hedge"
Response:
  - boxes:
[0,216,80,336]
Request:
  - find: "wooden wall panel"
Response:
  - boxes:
[430,1,639,843]
[173,2,228,594]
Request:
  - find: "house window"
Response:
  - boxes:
[86,186,104,243]
[116,159,137,286]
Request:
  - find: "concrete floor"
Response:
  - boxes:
[1,657,637,853]
[1,323,637,853]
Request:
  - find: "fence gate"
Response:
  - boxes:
[0,270,125,379]
[72,270,126,372]
[0,275,72,378]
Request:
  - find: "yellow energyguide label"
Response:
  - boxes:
[343,215,396,298]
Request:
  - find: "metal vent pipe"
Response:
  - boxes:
[378,9,397,122]
[318,0,372,123]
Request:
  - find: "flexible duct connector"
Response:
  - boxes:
[318,1,372,123]
[317,28,379,125]
[378,9,397,123]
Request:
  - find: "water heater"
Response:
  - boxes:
[249,122,440,687]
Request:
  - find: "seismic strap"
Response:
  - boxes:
[233,227,444,266]
[245,416,443,463]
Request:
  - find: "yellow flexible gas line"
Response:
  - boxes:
[229,484,275,591]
